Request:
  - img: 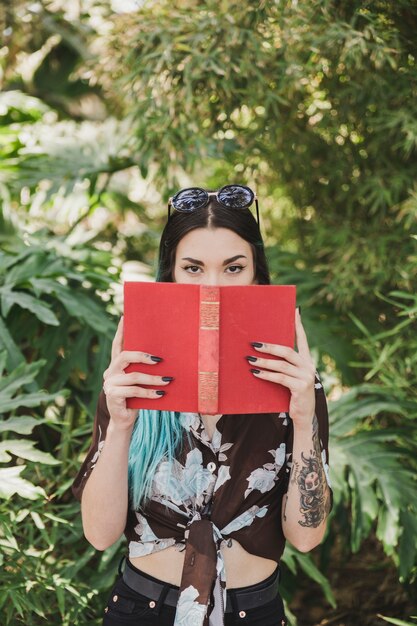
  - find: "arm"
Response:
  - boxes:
[248,308,333,552]
[281,414,332,551]
[72,316,173,550]
[81,420,133,550]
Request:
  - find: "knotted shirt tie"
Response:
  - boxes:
[173,513,228,626]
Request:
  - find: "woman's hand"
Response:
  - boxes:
[102,316,174,430]
[247,308,316,429]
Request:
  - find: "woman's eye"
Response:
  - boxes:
[184,265,201,273]
[226,265,244,273]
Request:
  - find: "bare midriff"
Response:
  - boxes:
[130,540,278,588]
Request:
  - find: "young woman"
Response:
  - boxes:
[72,185,333,626]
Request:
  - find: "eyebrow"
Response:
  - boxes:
[181,255,247,266]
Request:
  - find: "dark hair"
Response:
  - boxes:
[156,198,271,284]
[129,198,271,512]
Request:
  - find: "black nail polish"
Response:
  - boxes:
[151,356,163,362]
[250,342,263,348]
[250,368,261,374]
[246,356,257,362]
[162,376,174,381]
[156,390,165,395]
[297,305,302,315]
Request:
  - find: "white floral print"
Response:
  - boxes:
[151,448,216,513]
[175,585,208,626]
[129,512,176,557]
[245,468,276,496]
[244,442,286,498]
[214,465,230,493]
[182,448,216,498]
[221,504,268,534]
[83,425,104,477]
[321,448,332,488]
[217,441,233,462]
[278,411,290,425]
[269,442,287,468]
[152,458,187,505]
[179,413,201,432]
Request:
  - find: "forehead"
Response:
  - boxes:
[175,227,252,260]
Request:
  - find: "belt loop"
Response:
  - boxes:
[118,555,126,577]
[153,583,171,615]
[228,588,239,614]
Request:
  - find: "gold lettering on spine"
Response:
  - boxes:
[199,372,219,403]
[200,300,219,329]
[198,286,220,413]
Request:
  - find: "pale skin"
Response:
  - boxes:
[81,226,331,587]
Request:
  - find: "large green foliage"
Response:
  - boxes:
[0,0,416,624]
[0,228,121,624]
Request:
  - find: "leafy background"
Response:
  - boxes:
[0,1,416,625]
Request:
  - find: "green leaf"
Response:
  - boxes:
[281,544,336,609]
[0,466,45,499]
[0,415,44,435]
[0,316,26,370]
[377,617,417,626]
[0,391,61,414]
[3,250,51,286]
[0,439,60,464]
[398,509,417,580]
[0,287,59,325]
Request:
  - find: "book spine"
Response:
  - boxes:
[198,285,220,414]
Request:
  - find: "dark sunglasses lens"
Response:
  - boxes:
[172,188,207,212]
[218,185,254,208]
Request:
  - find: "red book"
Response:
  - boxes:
[124,282,296,414]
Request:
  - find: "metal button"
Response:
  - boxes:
[149,600,156,608]
[207,461,216,472]
[239,610,246,618]
[113,595,118,602]
[104,607,108,613]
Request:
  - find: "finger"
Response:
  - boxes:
[108,350,163,376]
[250,342,303,367]
[111,316,124,361]
[295,308,312,359]
[105,372,173,387]
[250,368,303,391]
[105,385,166,399]
[246,356,301,379]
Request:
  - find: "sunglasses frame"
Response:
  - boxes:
[168,184,260,226]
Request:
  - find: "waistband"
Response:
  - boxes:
[120,557,281,614]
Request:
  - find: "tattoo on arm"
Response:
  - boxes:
[292,415,331,528]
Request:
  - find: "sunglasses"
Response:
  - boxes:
[168,184,259,226]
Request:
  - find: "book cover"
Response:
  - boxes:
[123,282,296,414]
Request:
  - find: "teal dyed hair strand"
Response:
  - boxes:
[128,409,192,511]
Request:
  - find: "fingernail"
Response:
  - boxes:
[245,356,257,362]
[250,342,263,348]
[156,390,165,395]
[250,368,261,374]
[297,306,302,315]
[162,376,174,381]
[151,356,163,362]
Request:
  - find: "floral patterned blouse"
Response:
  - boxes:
[72,372,332,626]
